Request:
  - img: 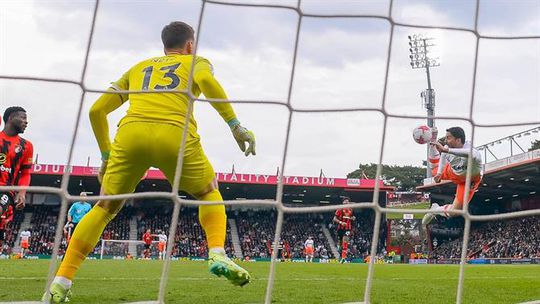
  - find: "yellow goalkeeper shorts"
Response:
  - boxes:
[102,121,215,196]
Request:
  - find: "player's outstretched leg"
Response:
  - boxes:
[422,203,440,226]
[198,189,251,287]
[422,202,458,226]
[340,240,349,264]
[43,203,117,303]
[430,126,438,142]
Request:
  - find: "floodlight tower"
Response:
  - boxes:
[408,34,440,178]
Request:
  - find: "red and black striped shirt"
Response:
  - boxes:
[0,205,13,229]
[143,232,153,245]
[0,131,33,187]
[335,208,353,231]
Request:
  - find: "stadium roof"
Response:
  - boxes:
[29,164,394,205]
[417,149,540,202]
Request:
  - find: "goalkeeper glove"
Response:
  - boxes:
[98,151,109,184]
[228,119,256,156]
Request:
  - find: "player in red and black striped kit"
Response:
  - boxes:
[0,106,33,217]
[0,205,13,254]
[333,197,355,263]
[142,229,154,259]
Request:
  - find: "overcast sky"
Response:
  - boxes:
[1,0,539,178]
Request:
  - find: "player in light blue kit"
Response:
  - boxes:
[65,192,92,242]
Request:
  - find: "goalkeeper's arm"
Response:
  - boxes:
[89,89,124,157]
[89,89,124,182]
[194,69,256,156]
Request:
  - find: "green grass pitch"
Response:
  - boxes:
[0,260,538,303]
[386,202,430,219]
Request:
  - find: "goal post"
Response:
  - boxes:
[98,239,160,260]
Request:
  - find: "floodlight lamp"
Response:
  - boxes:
[410,62,415,68]
[409,55,414,59]
[409,48,413,53]
[408,35,412,40]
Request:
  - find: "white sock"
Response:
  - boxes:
[53,276,72,289]
[435,204,453,217]
[210,247,225,255]
[428,145,440,170]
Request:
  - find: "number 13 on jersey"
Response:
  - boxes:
[141,63,181,90]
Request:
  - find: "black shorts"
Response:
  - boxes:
[0,192,14,211]
[144,244,151,250]
[0,229,5,241]
[66,222,78,232]
[337,229,350,243]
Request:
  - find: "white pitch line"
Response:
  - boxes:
[0,302,42,304]
[0,276,538,281]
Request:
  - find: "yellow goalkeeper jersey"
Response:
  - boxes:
[111,54,212,137]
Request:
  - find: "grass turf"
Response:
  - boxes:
[386,202,430,219]
[0,260,538,303]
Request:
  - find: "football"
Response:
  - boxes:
[413,125,432,144]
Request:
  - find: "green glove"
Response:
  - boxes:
[228,119,256,156]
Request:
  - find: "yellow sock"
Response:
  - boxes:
[57,205,114,280]
[198,189,226,249]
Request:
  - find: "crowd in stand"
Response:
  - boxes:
[282,213,333,259]
[334,210,386,259]
[432,216,540,259]
[27,205,58,255]
[134,206,234,258]
[236,209,275,258]
[93,206,134,257]
[0,210,24,255]
[1,204,538,260]
[235,209,335,259]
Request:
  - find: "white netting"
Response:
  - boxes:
[98,239,163,259]
[1,0,539,303]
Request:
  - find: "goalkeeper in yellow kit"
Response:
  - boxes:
[44,21,255,303]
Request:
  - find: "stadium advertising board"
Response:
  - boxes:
[434,258,539,265]
[30,164,386,188]
[409,259,428,264]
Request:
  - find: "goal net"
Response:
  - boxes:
[98,239,136,260]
